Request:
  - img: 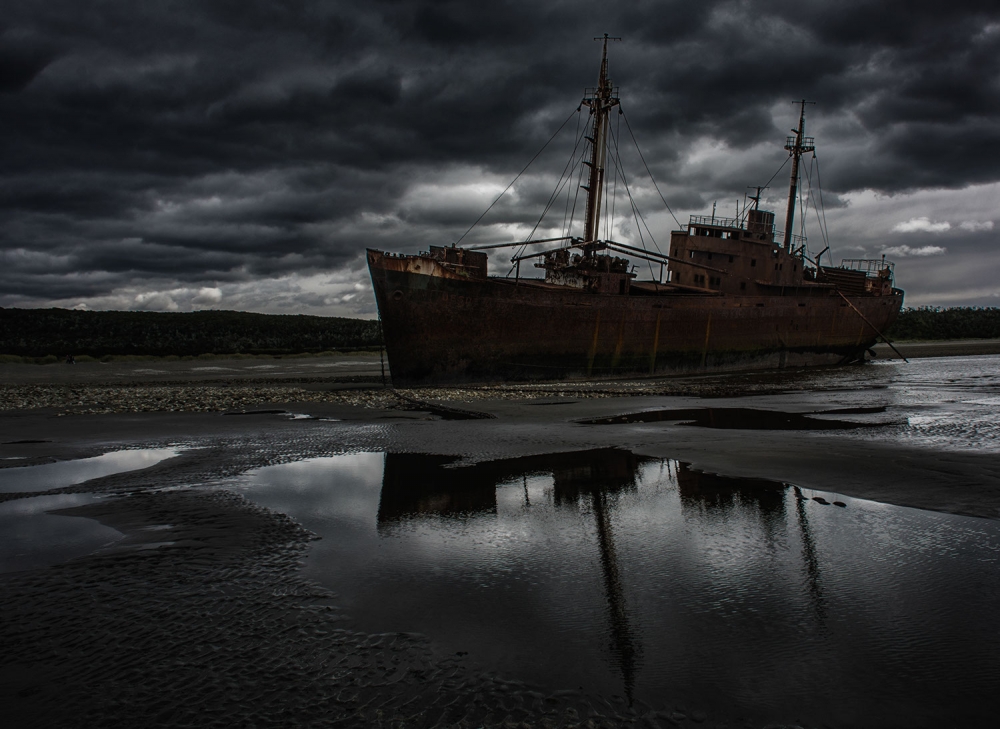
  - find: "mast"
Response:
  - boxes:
[783,100,815,251]
[582,34,621,244]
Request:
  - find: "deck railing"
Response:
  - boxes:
[840,258,894,276]
[689,215,741,229]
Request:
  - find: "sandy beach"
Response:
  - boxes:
[3,345,1000,727]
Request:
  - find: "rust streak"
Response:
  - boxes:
[587,312,601,376]
[700,313,712,368]
[612,312,626,369]
[649,311,661,375]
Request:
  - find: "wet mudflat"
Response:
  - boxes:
[0,493,122,572]
[236,449,1000,729]
[3,353,1000,728]
[577,405,892,428]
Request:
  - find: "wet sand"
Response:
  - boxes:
[872,338,1000,359]
[3,347,1000,727]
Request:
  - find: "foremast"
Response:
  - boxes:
[582,35,621,244]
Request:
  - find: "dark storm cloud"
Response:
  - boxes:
[0,41,55,93]
[1,0,999,312]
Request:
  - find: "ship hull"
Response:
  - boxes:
[368,250,903,386]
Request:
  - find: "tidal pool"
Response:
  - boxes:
[0,493,122,572]
[236,449,1000,728]
[0,447,180,494]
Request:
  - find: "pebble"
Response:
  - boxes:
[0,372,842,416]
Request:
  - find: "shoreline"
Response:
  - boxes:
[3,387,999,521]
[871,338,1000,359]
[0,338,1000,384]
[0,339,997,418]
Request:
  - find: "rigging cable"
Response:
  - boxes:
[521,124,590,243]
[619,107,683,229]
[759,154,792,215]
[608,122,662,284]
[813,154,833,256]
[453,106,581,247]
[801,155,831,257]
[606,109,622,241]
[561,110,585,235]
[565,155,587,239]
[798,158,809,246]
[801,156,818,256]
[510,125,590,266]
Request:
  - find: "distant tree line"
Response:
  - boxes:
[1,306,996,360]
[0,308,381,358]
[886,307,1000,341]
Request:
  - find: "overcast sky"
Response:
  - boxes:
[2,1,998,316]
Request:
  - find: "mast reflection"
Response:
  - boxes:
[675,462,826,621]
[550,449,645,703]
[675,462,787,536]
[375,448,647,700]
[793,486,826,623]
[591,488,641,703]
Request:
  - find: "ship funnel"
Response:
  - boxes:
[746,209,775,242]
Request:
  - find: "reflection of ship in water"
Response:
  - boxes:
[675,462,826,621]
[377,448,647,701]
[377,453,499,522]
[675,462,788,532]
[376,450,827,699]
[377,448,650,524]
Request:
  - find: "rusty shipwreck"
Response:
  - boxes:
[368,38,904,386]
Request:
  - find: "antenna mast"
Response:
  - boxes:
[783,100,815,251]
[582,34,621,244]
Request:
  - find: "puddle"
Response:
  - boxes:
[579,406,893,429]
[224,409,288,416]
[0,494,123,572]
[235,449,1000,727]
[0,447,180,494]
[395,397,495,421]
